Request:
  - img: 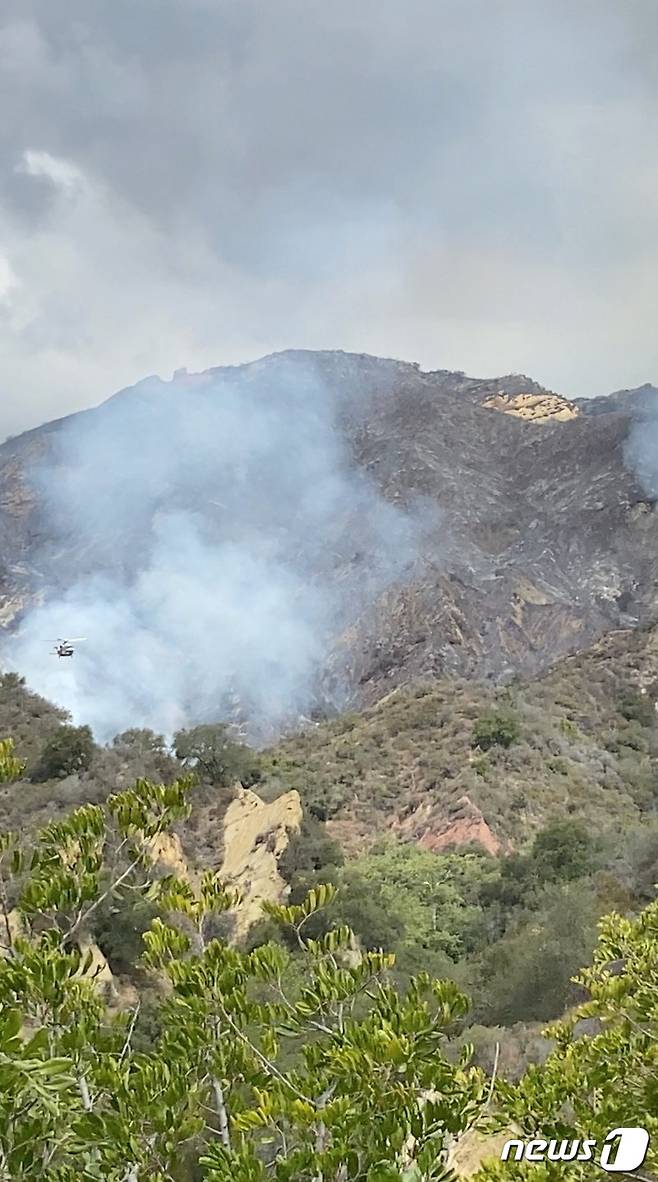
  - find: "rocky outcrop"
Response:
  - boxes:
[482,391,579,422]
[146,831,189,878]
[219,786,302,938]
[145,785,303,939]
[75,936,118,1002]
[392,794,502,856]
[0,786,301,1013]
[419,796,502,855]
[0,908,25,950]
[0,908,120,1004]
[448,1128,518,1177]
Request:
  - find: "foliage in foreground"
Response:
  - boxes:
[1,771,658,1180]
[0,738,24,784]
[0,774,485,1181]
[480,895,658,1180]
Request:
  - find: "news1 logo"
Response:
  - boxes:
[500,1128,650,1171]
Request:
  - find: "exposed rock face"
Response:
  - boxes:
[0,787,301,1003]
[448,1129,518,1177]
[391,794,502,855]
[219,786,302,938]
[143,786,303,938]
[482,391,579,422]
[75,936,118,1002]
[0,908,25,951]
[146,831,189,879]
[1,349,657,719]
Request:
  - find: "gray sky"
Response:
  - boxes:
[1,0,658,439]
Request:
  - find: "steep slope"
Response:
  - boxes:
[4,623,658,857]
[2,622,658,1045]
[262,624,658,851]
[1,351,657,736]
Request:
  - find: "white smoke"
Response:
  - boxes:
[623,386,658,499]
[8,354,430,740]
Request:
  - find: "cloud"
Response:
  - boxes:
[1,0,658,438]
[17,149,84,190]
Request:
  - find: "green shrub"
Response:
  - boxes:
[32,725,95,780]
[278,817,344,881]
[545,756,568,774]
[93,895,160,977]
[332,871,407,951]
[475,884,600,1025]
[472,711,521,751]
[472,754,490,777]
[510,789,527,811]
[618,690,656,727]
[530,817,596,882]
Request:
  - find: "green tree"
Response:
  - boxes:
[93,892,161,977]
[113,728,169,757]
[471,712,520,752]
[480,899,658,1180]
[348,842,496,961]
[278,817,344,881]
[0,738,25,783]
[480,820,597,916]
[0,775,486,1180]
[174,724,262,788]
[529,819,595,884]
[623,820,658,901]
[475,884,600,1025]
[330,869,408,951]
[32,724,95,780]
[617,689,656,727]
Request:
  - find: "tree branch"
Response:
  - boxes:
[211,1077,231,1149]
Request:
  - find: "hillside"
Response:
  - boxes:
[262,623,658,851]
[4,619,658,855]
[2,623,658,1040]
[1,350,658,738]
[3,349,658,1052]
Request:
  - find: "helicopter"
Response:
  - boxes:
[50,638,86,658]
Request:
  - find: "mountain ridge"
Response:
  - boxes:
[1,350,658,737]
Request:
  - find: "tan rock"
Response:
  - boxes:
[219,786,302,938]
[448,1128,517,1177]
[0,908,25,951]
[75,937,118,1001]
[483,391,579,422]
[1,906,121,1003]
[139,786,302,940]
[145,831,189,879]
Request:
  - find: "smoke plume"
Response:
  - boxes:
[623,386,658,499]
[9,354,429,741]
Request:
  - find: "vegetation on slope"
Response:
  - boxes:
[0,772,656,1180]
[2,625,658,1072]
[260,626,658,846]
[259,812,658,1036]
